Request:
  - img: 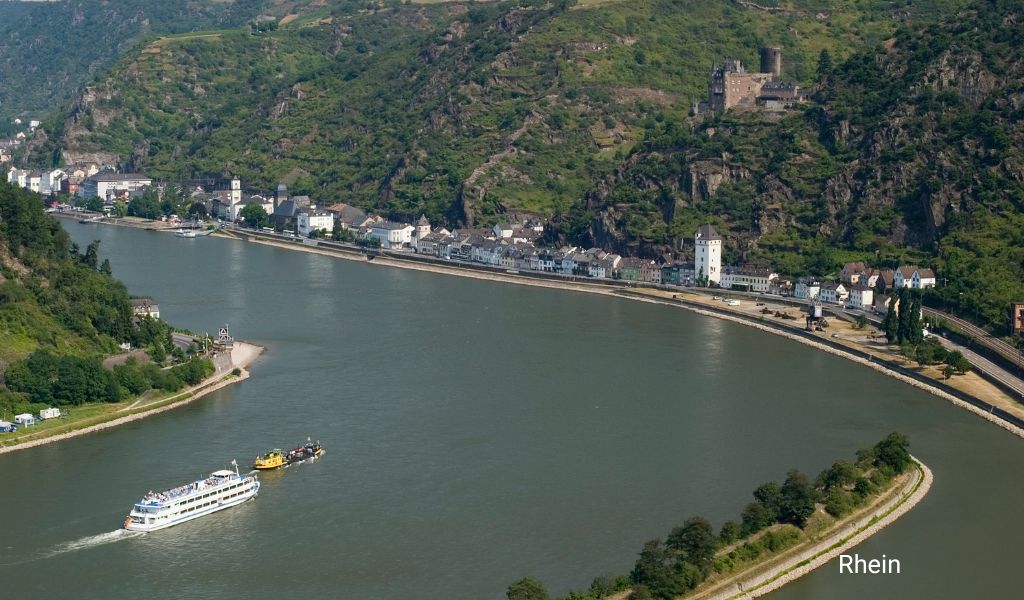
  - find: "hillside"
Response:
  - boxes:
[0,181,134,408]
[0,0,334,125]
[46,0,950,225]
[576,0,1024,331]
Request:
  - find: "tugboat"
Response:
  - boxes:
[285,439,324,465]
[253,449,286,470]
[252,439,323,471]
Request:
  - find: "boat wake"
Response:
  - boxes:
[47,529,144,557]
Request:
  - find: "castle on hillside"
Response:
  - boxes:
[697,47,808,114]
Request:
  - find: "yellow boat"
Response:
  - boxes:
[253,449,286,470]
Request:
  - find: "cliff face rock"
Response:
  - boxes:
[688,159,753,202]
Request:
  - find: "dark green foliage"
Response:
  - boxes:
[718,521,741,545]
[740,501,774,536]
[0,0,269,123]
[506,576,549,600]
[127,192,162,220]
[6,350,120,405]
[874,432,912,474]
[752,481,783,522]
[779,470,818,528]
[666,516,716,572]
[944,350,972,374]
[239,203,269,229]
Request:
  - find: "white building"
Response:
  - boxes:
[297,211,335,237]
[368,221,414,249]
[77,173,153,200]
[794,279,821,300]
[846,285,874,310]
[818,282,848,304]
[41,169,66,195]
[720,266,778,293]
[26,171,42,193]
[694,224,722,285]
[894,266,937,289]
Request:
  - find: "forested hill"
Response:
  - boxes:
[0,0,273,125]
[584,0,1024,331]
[47,0,953,222]
[0,181,133,373]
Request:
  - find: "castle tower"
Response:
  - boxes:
[415,214,430,239]
[695,224,722,285]
[760,47,782,78]
[274,182,288,210]
[230,177,241,206]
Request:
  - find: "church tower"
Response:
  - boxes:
[230,177,241,206]
[694,224,722,285]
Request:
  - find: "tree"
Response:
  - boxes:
[882,298,898,343]
[188,202,208,218]
[816,49,833,79]
[666,516,716,572]
[127,188,162,219]
[99,258,112,276]
[83,240,100,269]
[85,196,103,212]
[819,460,859,491]
[740,501,773,536]
[631,539,689,599]
[718,520,741,545]
[506,577,549,600]
[239,203,269,229]
[908,295,924,344]
[779,470,817,528]
[896,287,913,343]
[854,314,868,329]
[874,432,911,474]
[945,350,971,374]
[942,364,955,379]
[753,481,783,522]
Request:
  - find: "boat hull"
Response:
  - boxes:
[125,480,259,532]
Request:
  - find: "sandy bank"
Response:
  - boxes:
[0,342,264,455]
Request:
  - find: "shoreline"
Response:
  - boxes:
[0,342,263,455]
[697,457,932,600]
[216,229,1024,441]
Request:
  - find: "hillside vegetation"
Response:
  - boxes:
[582,0,1024,332]
[49,0,947,225]
[0,0,328,125]
[35,0,1024,333]
[0,182,209,416]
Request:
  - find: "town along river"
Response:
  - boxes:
[1,222,1022,599]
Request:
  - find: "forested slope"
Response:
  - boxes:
[49,0,942,225]
[577,0,1023,331]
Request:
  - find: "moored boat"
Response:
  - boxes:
[124,460,258,532]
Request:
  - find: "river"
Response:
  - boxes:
[1,222,1021,599]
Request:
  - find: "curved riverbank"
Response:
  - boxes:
[217,230,1024,441]
[0,342,263,455]
[696,458,932,600]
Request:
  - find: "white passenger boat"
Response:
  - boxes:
[124,460,259,532]
[174,228,197,238]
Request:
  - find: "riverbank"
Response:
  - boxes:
[693,457,932,600]
[0,341,263,454]
[215,229,1024,440]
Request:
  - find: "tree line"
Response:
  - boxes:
[507,433,913,600]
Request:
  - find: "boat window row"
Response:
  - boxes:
[174,482,245,505]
